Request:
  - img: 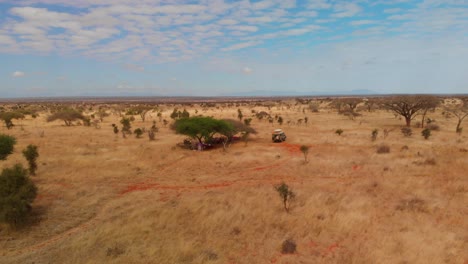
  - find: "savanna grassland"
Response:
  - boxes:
[0,97,467,264]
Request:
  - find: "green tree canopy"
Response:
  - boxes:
[173,117,234,143]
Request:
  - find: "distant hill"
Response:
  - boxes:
[221,89,379,97]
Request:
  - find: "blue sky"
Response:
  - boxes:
[0,0,467,98]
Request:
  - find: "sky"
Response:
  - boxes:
[0,0,467,98]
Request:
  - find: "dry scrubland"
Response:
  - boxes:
[0,99,467,264]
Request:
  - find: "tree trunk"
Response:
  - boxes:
[405,116,411,127]
[456,120,462,133]
[421,109,428,128]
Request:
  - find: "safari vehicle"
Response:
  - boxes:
[272,129,287,142]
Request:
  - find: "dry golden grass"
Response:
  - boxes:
[0,101,467,264]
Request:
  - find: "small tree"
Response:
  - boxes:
[444,102,468,133]
[0,164,37,226]
[275,182,295,212]
[237,109,243,121]
[22,145,39,176]
[278,116,283,126]
[300,145,309,163]
[0,134,16,160]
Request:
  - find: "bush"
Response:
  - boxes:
[427,124,440,131]
[422,128,431,139]
[401,127,412,137]
[0,134,16,160]
[134,128,143,138]
[335,129,343,136]
[0,164,37,226]
[281,239,297,254]
[120,117,132,134]
[376,144,390,154]
[371,129,378,141]
[22,145,39,175]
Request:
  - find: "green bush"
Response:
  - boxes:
[22,145,39,175]
[0,164,37,226]
[0,134,16,160]
[422,128,431,139]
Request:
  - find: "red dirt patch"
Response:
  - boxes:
[272,143,303,155]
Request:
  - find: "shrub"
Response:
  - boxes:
[22,145,39,176]
[401,127,412,137]
[0,164,37,226]
[376,144,390,154]
[335,129,343,136]
[120,117,132,134]
[148,130,155,141]
[281,239,297,254]
[0,134,16,160]
[112,124,119,135]
[134,128,143,138]
[422,128,431,139]
[275,182,295,212]
[244,118,252,126]
[371,129,378,141]
[427,124,440,131]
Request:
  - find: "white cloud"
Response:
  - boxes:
[242,67,253,74]
[332,3,362,18]
[221,41,262,51]
[350,20,376,26]
[12,71,25,78]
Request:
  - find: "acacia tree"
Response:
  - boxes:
[173,117,235,144]
[445,100,468,133]
[382,96,439,127]
[47,108,85,126]
[0,112,25,129]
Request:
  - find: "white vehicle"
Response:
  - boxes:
[272,129,287,142]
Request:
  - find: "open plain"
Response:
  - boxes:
[0,98,467,264]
